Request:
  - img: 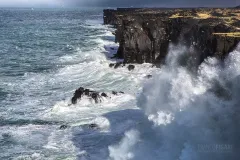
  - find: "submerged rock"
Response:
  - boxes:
[146,75,153,79]
[2,133,11,139]
[88,123,99,129]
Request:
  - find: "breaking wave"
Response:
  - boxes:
[109,44,240,160]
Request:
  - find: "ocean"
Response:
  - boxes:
[0,8,239,160]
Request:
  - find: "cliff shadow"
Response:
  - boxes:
[71,109,151,160]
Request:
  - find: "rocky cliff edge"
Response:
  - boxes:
[104,8,240,65]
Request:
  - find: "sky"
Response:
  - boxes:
[0,0,238,8]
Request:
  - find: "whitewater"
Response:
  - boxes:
[0,8,239,160]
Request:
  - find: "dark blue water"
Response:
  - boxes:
[0,8,101,76]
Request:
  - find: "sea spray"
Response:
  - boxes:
[109,130,140,160]
[108,44,240,160]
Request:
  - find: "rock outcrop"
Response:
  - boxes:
[71,87,102,104]
[71,87,124,104]
[104,8,240,65]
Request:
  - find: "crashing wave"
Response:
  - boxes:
[108,44,240,160]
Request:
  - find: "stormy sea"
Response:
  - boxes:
[0,8,239,160]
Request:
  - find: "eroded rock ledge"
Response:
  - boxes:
[104,8,240,64]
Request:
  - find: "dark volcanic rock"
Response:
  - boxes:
[127,65,135,71]
[71,87,101,104]
[84,89,91,96]
[103,9,117,26]
[109,62,126,68]
[60,125,68,130]
[91,92,100,103]
[114,62,123,69]
[71,87,124,104]
[109,63,115,68]
[89,123,99,129]
[104,8,240,65]
[71,87,85,104]
[101,92,108,97]
[146,75,153,79]
[112,91,125,95]
[112,91,118,95]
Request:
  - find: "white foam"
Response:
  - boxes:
[108,44,240,160]
[91,116,110,131]
[108,130,140,160]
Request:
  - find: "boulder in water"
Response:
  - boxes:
[89,123,99,129]
[114,62,122,69]
[71,87,85,104]
[91,92,101,103]
[84,89,91,96]
[109,63,115,68]
[112,91,118,95]
[71,87,125,104]
[128,65,135,71]
[146,75,153,79]
[59,125,68,130]
[101,92,108,97]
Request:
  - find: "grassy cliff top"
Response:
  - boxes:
[111,8,240,37]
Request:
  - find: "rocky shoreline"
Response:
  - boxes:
[71,8,240,105]
[104,8,240,65]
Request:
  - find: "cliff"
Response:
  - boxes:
[103,8,240,64]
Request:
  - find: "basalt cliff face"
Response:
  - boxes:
[104,8,240,64]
